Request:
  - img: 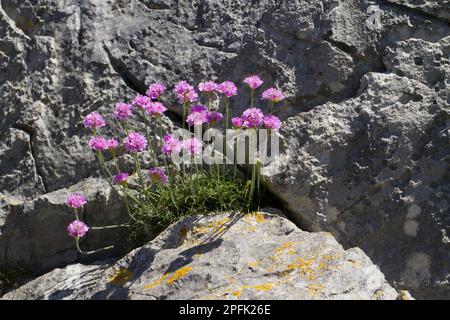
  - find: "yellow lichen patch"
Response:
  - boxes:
[275,241,295,252]
[192,218,231,236]
[247,212,265,223]
[247,260,260,268]
[167,266,193,285]
[179,227,188,242]
[249,283,274,291]
[231,290,242,297]
[307,283,324,296]
[144,273,169,289]
[108,268,133,286]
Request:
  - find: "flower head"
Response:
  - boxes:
[218,81,238,97]
[83,112,105,130]
[261,88,285,103]
[198,81,218,93]
[183,137,202,156]
[231,117,243,128]
[132,95,151,108]
[113,103,133,120]
[146,83,166,100]
[149,167,168,185]
[263,115,282,130]
[113,172,129,185]
[65,193,87,209]
[177,90,198,104]
[243,75,264,89]
[174,80,194,96]
[186,110,208,126]
[206,111,223,125]
[107,138,119,150]
[162,134,182,156]
[145,101,167,117]
[241,107,264,128]
[124,132,147,152]
[190,105,208,113]
[89,136,109,151]
[67,220,89,238]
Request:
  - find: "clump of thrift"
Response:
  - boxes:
[162,134,182,156]
[241,107,264,128]
[207,111,223,125]
[198,81,218,93]
[263,115,281,130]
[89,136,109,151]
[113,172,129,185]
[261,88,285,103]
[243,75,264,89]
[218,81,238,97]
[132,95,151,108]
[146,83,166,100]
[145,102,167,117]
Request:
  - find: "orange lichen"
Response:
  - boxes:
[108,268,133,286]
[144,273,169,289]
[167,266,193,284]
[192,218,231,235]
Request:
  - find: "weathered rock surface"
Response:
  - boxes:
[0,177,129,271]
[263,71,449,299]
[0,0,449,298]
[1,212,399,300]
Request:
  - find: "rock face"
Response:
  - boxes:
[0,177,129,270]
[263,71,449,299]
[0,0,449,298]
[1,212,399,300]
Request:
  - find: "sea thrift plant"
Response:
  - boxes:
[74,74,283,255]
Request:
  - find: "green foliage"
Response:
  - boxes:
[128,168,262,246]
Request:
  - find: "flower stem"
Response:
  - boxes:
[75,237,114,255]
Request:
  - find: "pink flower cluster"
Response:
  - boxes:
[243,75,264,89]
[149,167,168,185]
[67,220,89,238]
[132,95,152,108]
[186,105,223,127]
[231,108,281,130]
[83,112,105,129]
[65,193,87,209]
[113,103,133,120]
[174,80,198,104]
[145,101,167,116]
[198,81,218,93]
[218,81,238,97]
[183,137,202,156]
[261,88,285,103]
[146,83,166,100]
[162,134,182,156]
[89,137,118,151]
[113,172,129,185]
[124,132,147,152]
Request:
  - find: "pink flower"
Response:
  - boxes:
[261,88,285,103]
[65,193,87,209]
[183,138,202,156]
[186,111,208,126]
[107,138,119,150]
[241,107,264,128]
[263,115,282,129]
[149,167,168,185]
[218,81,238,97]
[89,136,109,151]
[198,81,218,93]
[113,172,129,185]
[162,134,182,156]
[124,132,147,152]
[206,111,223,125]
[231,117,243,128]
[177,90,198,104]
[145,102,167,116]
[146,83,166,100]
[243,75,264,89]
[174,80,194,96]
[83,112,105,130]
[67,220,89,238]
[132,95,151,108]
[190,105,207,113]
[113,103,133,120]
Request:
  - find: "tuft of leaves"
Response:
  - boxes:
[127,168,264,246]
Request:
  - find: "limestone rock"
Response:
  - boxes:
[263,72,449,299]
[0,177,129,271]
[2,212,398,300]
